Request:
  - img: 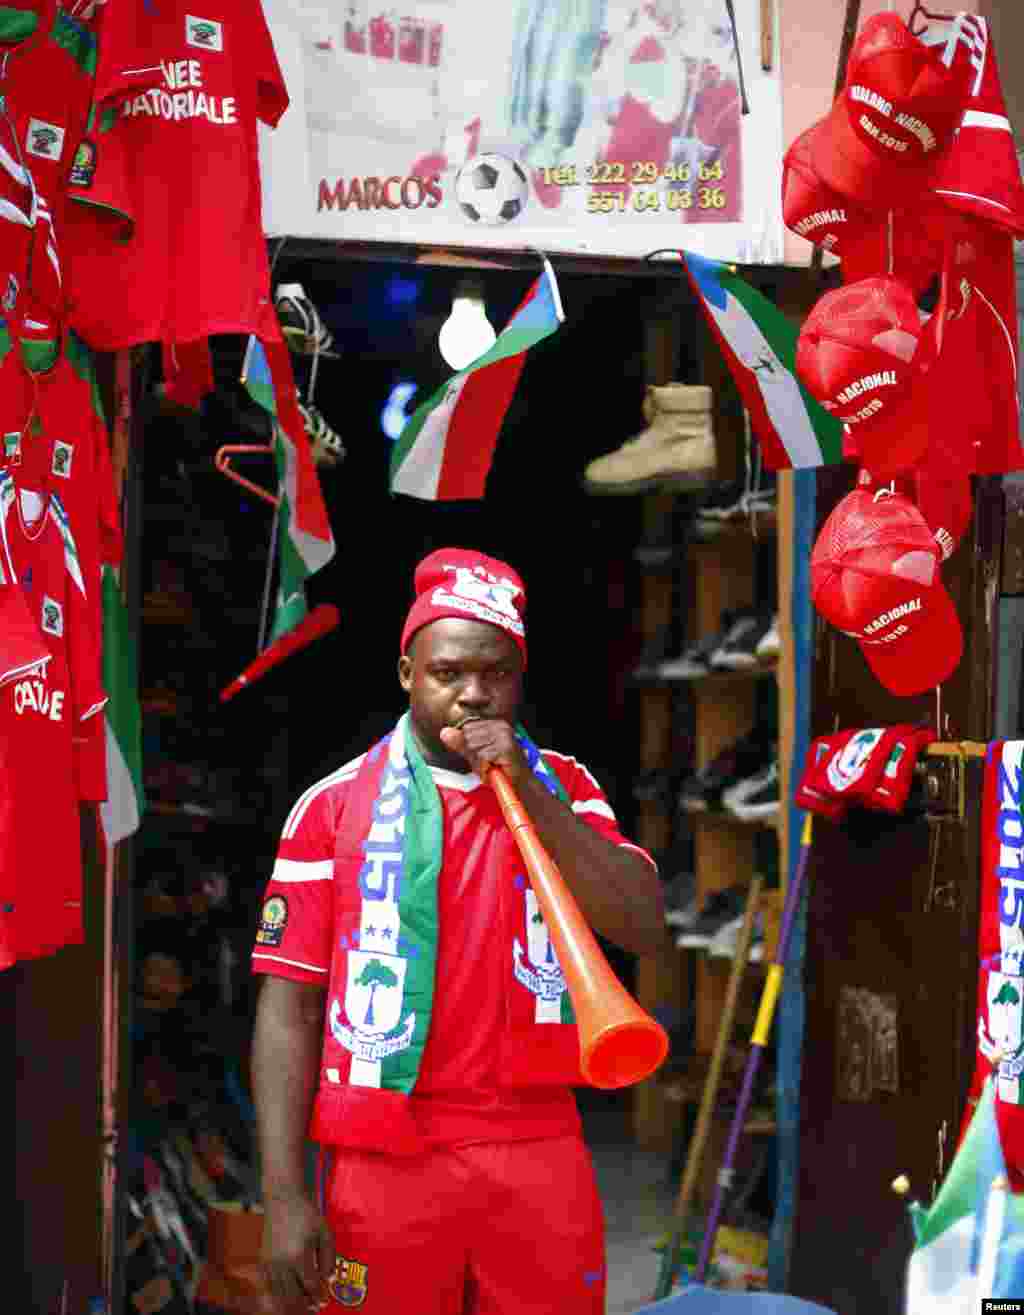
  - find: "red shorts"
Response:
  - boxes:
[317,1136,606,1314]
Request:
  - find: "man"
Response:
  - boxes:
[251,547,665,1315]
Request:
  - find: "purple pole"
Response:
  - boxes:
[694,816,815,1283]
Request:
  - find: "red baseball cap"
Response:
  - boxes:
[782,126,874,256]
[856,464,972,562]
[783,127,948,295]
[400,547,527,663]
[796,275,937,424]
[810,487,962,695]
[810,13,967,208]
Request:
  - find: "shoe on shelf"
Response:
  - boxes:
[657,608,744,681]
[274,282,339,357]
[694,479,748,523]
[662,871,699,930]
[707,911,766,961]
[709,610,776,671]
[677,728,776,813]
[633,765,692,808]
[629,626,679,683]
[723,758,781,824]
[298,401,345,468]
[583,383,716,496]
[675,884,748,948]
[632,542,690,570]
[755,615,781,662]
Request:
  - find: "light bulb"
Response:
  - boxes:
[438,278,496,370]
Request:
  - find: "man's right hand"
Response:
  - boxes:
[262,1192,336,1314]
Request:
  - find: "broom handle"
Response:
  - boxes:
[654,876,764,1299]
[695,815,815,1282]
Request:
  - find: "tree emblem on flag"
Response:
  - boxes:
[353,957,398,1028]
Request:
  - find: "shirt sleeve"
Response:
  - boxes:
[250,777,340,984]
[542,751,658,871]
[251,0,289,127]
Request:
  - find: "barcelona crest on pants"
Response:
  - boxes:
[327,1255,368,1307]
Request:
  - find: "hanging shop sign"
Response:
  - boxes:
[258,0,784,263]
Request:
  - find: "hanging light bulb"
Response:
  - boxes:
[438,277,496,370]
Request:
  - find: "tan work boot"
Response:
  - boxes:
[583,384,716,495]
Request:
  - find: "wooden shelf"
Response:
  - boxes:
[683,809,779,832]
[692,665,778,689]
[690,512,778,543]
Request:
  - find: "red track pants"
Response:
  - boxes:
[318,1136,606,1314]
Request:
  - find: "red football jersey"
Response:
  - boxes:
[253,748,656,1146]
[0,325,121,798]
[0,0,96,320]
[0,473,106,965]
[64,0,288,353]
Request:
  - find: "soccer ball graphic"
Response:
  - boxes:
[454,153,529,224]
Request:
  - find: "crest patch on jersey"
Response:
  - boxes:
[41,595,63,637]
[69,139,97,189]
[256,894,288,946]
[186,14,223,50]
[26,119,64,161]
[51,442,73,479]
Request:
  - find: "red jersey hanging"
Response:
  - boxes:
[0,323,121,799]
[64,0,288,365]
[0,0,96,322]
[0,472,106,967]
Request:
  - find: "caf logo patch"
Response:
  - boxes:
[69,140,97,189]
[41,595,63,637]
[26,118,64,161]
[51,442,73,478]
[256,894,288,946]
[186,14,223,49]
[327,1256,368,1308]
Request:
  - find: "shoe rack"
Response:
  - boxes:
[631,310,794,1182]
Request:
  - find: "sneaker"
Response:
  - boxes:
[723,758,781,823]
[696,477,776,524]
[658,609,744,681]
[632,765,691,807]
[707,911,765,961]
[274,282,339,357]
[675,884,748,948]
[633,543,689,570]
[629,627,679,683]
[755,615,780,662]
[677,729,775,813]
[298,401,345,468]
[662,871,699,929]
[709,611,775,671]
[694,479,747,523]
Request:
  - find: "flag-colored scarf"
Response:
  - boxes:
[962,741,1024,1188]
[309,713,582,1155]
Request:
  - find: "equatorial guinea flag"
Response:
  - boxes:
[390,258,565,501]
[680,251,843,470]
